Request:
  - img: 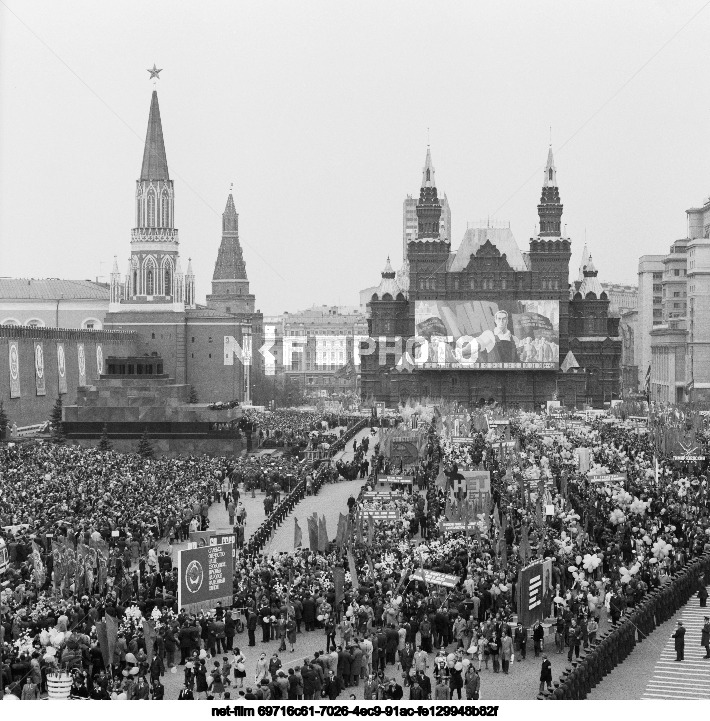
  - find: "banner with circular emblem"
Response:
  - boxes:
[177,541,234,613]
[57,342,67,395]
[8,340,21,398]
[34,342,46,396]
[96,344,103,377]
[77,343,86,386]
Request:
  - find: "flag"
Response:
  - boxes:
[644,364,651,397]
[307,515,319,552]
[444,492,453,521]
[31,541,45,588]
[75,542,86,597]
[105,612,118,668]
[367,515,374,545]
[318,515,329,552]
[336,513,348,549]
[347,550,359,592]
[357,514,364,544]
[654,456,659,487]
[142,619,157,660]
[294,518,303,550]
[535,496,543,530]
[500,514,508,566]
[334,566,345,606]
[492,503,501,530]
[366,554,375,578]
[520,524,530,564]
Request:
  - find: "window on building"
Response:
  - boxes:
[147,190,156,227]
[673,291,680,298]
[674,269,680,276]
[161,192,169,227]
[653,273,662,280]
[146,269,154,295]
[653,297,662,305]
[164,267,172,296]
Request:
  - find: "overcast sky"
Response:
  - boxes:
[1,1,709,315]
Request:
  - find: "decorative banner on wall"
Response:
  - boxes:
[178,542,234,613]
[57,343,67,395]
[96,344,103,377]
[409,569,460,588]
[77,343,86,386]
[8,340,21,398]
[34,342,46,396]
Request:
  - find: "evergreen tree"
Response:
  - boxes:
[188,385,198,404]
[137,429,154,459]
[98,423,112,452]
[51,396,65,443]
[0,401,9,440]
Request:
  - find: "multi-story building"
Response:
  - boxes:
[263,306,367,403]
[362,147,621,409]
[103,84,264,405]
[601,283,638,315]
[648,192,710,404]
[636,255,665,390]
[0,279,110,329]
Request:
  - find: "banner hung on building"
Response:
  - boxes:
[178,542,234,613]
[414,299,559,370]
[34,342,46,396]
[517,558,553,627]
[96,344,103,377]
[77,343,86,386]
[8,340,21,398]
[57,342,67,395]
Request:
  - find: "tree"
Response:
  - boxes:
[188,385,199,404]
[137,428,154,459]
[98,423,112,452]
[0,401,9,441]
[51,396,65,443]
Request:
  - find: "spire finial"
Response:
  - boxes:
[427,127,430,147]
[229,182,233,194]
[147,64,162,88]
[549,125,552,146]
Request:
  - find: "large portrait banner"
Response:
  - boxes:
[77,343,86,386]
[8,340,20,398]
[57,342,67,395]
[34,342,46,396]
[414,299,559,370]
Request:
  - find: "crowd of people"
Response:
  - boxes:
[2,403,710,701]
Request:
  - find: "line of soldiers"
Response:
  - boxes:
[547,551,710,700]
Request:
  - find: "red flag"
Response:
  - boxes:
[294,518,303,550]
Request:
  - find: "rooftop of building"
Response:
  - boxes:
[448,227,528,272]
[0,278,110,300]
[283,305,365,319]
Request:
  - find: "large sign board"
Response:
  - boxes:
[414,299,559,370]
[588,472,627,484]
[211,532,237,561]
[410,569,460,588]
[178,542,234,612]
[8,340,20,398]
[517,559,553,627]
[360,510,399,521]
[463,470,491,506]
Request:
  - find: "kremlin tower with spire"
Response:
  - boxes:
[104,81,263,405]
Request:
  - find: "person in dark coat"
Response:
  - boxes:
[302,596,316,632]
[672,620,686,661]
[700,616,710,659]
[539,655,552,694]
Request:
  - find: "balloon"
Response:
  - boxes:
[346,609,353,618]
[199,650,207,659]
[125,652,137,665]
[317,615,324,622]
[455,662,463,671]
[462,658,471,668]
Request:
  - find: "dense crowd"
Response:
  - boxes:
[2,404,710,701]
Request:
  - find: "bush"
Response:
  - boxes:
[137,429,154,458]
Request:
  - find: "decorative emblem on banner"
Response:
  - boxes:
[34,342,46,396]
[57,343,67,395]
[96,345,103,376]
[185,559,204,593]
[78,344,86,386]
[673,441,705,462]
[9,341,21,398]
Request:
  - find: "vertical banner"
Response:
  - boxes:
[77,343,86,386]
[57,342,67,395]
[96,344,104,377]
[8,340,21,398]
[34,342,46,396]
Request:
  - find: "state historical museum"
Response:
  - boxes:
[361,148,621,409]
